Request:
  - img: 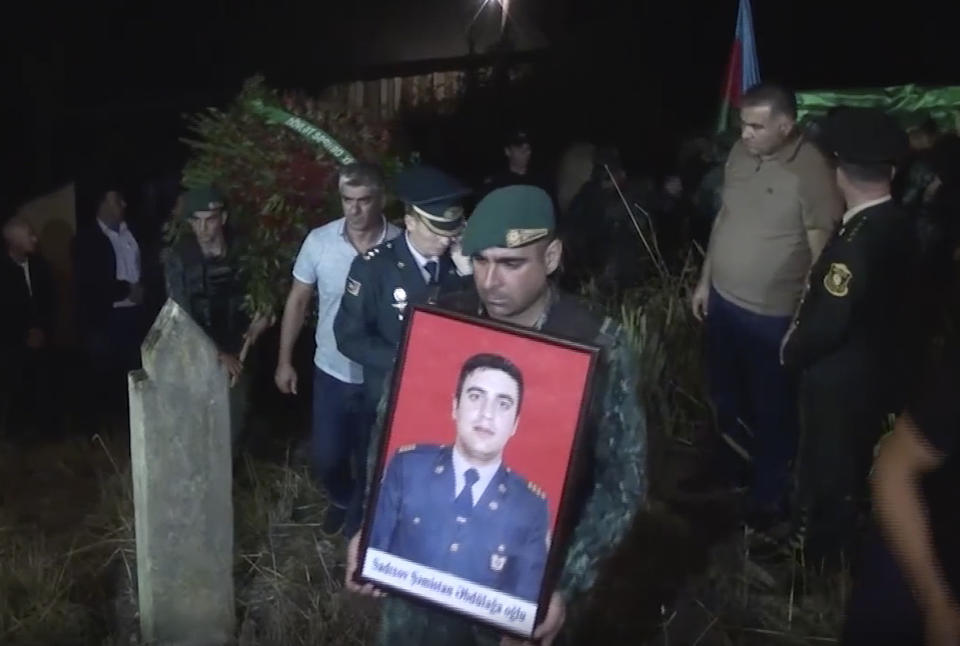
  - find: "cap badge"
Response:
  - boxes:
[505,228,548,248]
[443,206,465,222]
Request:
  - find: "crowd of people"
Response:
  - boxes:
[2,81,960,644]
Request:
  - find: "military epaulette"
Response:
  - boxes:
[397,444,417,453]
[840,213,870,242]
[526,481,546,499]
[363,245,388,261]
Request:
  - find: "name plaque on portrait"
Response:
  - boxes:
[363,548,538,634]
[356,305,600,640]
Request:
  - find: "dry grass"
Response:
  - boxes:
[0,431,377,646]
[233,453,378,646]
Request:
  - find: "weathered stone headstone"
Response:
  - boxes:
[128,298,235,645]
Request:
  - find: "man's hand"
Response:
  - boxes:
[691,279,710,322]
[500,592,566,646]
[26,327,45,349]
[344,532,385,597]
[450,236,473,276]
[218,353,243,386]
[128,282,145,305]
[244,311,276,348]
[924,595,960,646]
[274,362,298,395]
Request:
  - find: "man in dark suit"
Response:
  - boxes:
[781,107,918,561]
[74,185,145,416]
[1,217,56,436]
[368,353,549,602]
[335,164,473,411]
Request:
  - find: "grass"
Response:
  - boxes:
[232,453,378,646]
[0,430,377,646]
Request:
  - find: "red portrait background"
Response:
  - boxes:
[381,309,594,529]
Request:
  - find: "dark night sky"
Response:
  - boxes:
[2,0,958,206]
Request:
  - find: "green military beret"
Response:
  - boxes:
[182,186,226,219]
[461,185,555,256]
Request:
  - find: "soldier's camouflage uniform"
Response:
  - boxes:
[362,286,648,645]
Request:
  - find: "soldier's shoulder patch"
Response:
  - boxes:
[526,480,546,500]
[346,277,362,296]
[397,444,417,454]
[823,262,852,297]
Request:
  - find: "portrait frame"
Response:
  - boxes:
[355,304,601,640]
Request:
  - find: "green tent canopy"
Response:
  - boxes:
[796,84,960,131]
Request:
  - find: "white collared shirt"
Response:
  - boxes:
[404,232,438,284]
[97,218,141,308]
[451,445,501,505]
[841,195,892,226]
[292,216,401,383]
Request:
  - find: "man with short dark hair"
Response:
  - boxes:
[781,107,917,560]
[347,185,647,646]
[480,129,548,199]
[276,162,401,534]
[368,352,549,603]
[75,183,146,417]
[690,83,844,522]
[163,186,273,445]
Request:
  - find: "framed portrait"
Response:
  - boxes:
[355,305,600,639]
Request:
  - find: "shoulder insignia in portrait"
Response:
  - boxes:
[527,481,546,499]
[397,444,417,454]
[346,277,362,296]
[823,263,852,298]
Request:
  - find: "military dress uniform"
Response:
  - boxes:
[334,165,472,410]
[369,444,549,602]
[360,186,648,646]
[781,108,917,557]
[335,237,469,408]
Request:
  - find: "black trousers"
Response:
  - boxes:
[1,342,62,438]
[80,306,146,426]
[794,359,887,557]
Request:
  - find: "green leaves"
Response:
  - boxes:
[178,76,398,316]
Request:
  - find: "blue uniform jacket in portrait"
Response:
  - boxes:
[369,444,549,603]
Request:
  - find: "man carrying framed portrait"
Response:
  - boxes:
[346,185,648,646]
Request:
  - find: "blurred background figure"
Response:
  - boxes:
[74,181,146,426]
[1,215,58,439]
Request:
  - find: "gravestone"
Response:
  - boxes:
[128,298,235,645]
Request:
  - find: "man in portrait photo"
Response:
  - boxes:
[368,352,549,603]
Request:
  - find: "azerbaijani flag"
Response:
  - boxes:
[717,0,761,132]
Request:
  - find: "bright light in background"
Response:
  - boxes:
[472,0,512,32]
